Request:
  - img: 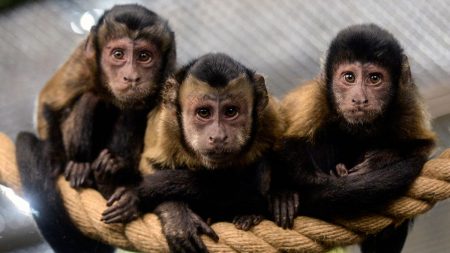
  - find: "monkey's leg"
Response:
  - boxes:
[16,132,114,253]
[360,219,411,253]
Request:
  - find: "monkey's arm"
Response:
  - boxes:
[102,165,269,228]
[296,155,426,216]
[63,92,101,188]
[100,169,204,224]
[92,109,147,198]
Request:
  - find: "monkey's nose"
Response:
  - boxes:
[209,135,228,145]
[352,98,368,104]
[123,76,141,83]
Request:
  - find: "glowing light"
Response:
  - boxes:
[70,21,84,34]
[70,9,104,35]
[0,185,32,215]
[80,12,96,31]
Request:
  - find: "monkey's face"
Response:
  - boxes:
[331,62,393,124]
[179,76,254,168]
[100,37,162,108]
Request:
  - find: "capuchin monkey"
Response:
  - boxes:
[99,53,285,253]
[270,24,436,253]
[16,4,176,253]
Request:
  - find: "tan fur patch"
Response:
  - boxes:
[37,39,97,139]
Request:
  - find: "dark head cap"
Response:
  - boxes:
[325,24,404,86]
[176,53,255,87]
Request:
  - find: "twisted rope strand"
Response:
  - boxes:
[1,133,449,253]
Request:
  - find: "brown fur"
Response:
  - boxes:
[282,56,436,148]
[37,39,97,138]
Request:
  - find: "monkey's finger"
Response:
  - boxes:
[253,215,263,226]
[102,209,135,224]
[102,208,128,223]
[105,158,115,174]
[102,213,128,224]
[199,222,219,242]
[64,161,74,179]
[272,196,281,227]
[99,149,109,159]
[92,155,102,171]
[70,163,81,187]
[106,188,125,206]
[173,238,196,253]
[233,217,243,230]
[241,219,252,231]
[99,153,111,172]
[76,165,86,188]
[280,194,288,229]
[191,235,210,253]
[95,152,110,173]
[102,204,120,217]
[287,195,295,229]
[94,150,109,171]
[76,164,87,187]
[80,163,91,185]
[293,192,300,213]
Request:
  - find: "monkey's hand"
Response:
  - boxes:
[233,214,264,231]
[92,149,124,180]
[64,161,94,188]
[101,186,139,224]
[330,163,349,177]
[155,201,219,253]
[347,150,394,176]
[269,190,299,229]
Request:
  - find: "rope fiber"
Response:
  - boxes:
[1,132,450,253]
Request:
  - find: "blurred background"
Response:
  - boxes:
[0,0,449,252]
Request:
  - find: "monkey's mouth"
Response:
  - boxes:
[113,84,155,107]
[202,150,237,162]
[343,107,379,124]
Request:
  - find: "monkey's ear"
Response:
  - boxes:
[399,54,413,89]
[254,73,269,116]
[163,77,179,109]
[83,27,97,60]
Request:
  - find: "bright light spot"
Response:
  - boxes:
[80,11,96,31]
[0,185,32,215]
[70,21,84,34]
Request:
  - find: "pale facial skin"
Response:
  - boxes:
[180,76,254,168]
[331,62,392,124]
[100,37,161,106]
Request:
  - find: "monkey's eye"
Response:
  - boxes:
[343,72,355,83]
[224,106,239,118]
[138,51,152,63]
[112,49,124,59]
[368,73,382,85]
[196,108,211,119]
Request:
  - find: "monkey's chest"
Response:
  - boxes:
[309,139,367,173]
